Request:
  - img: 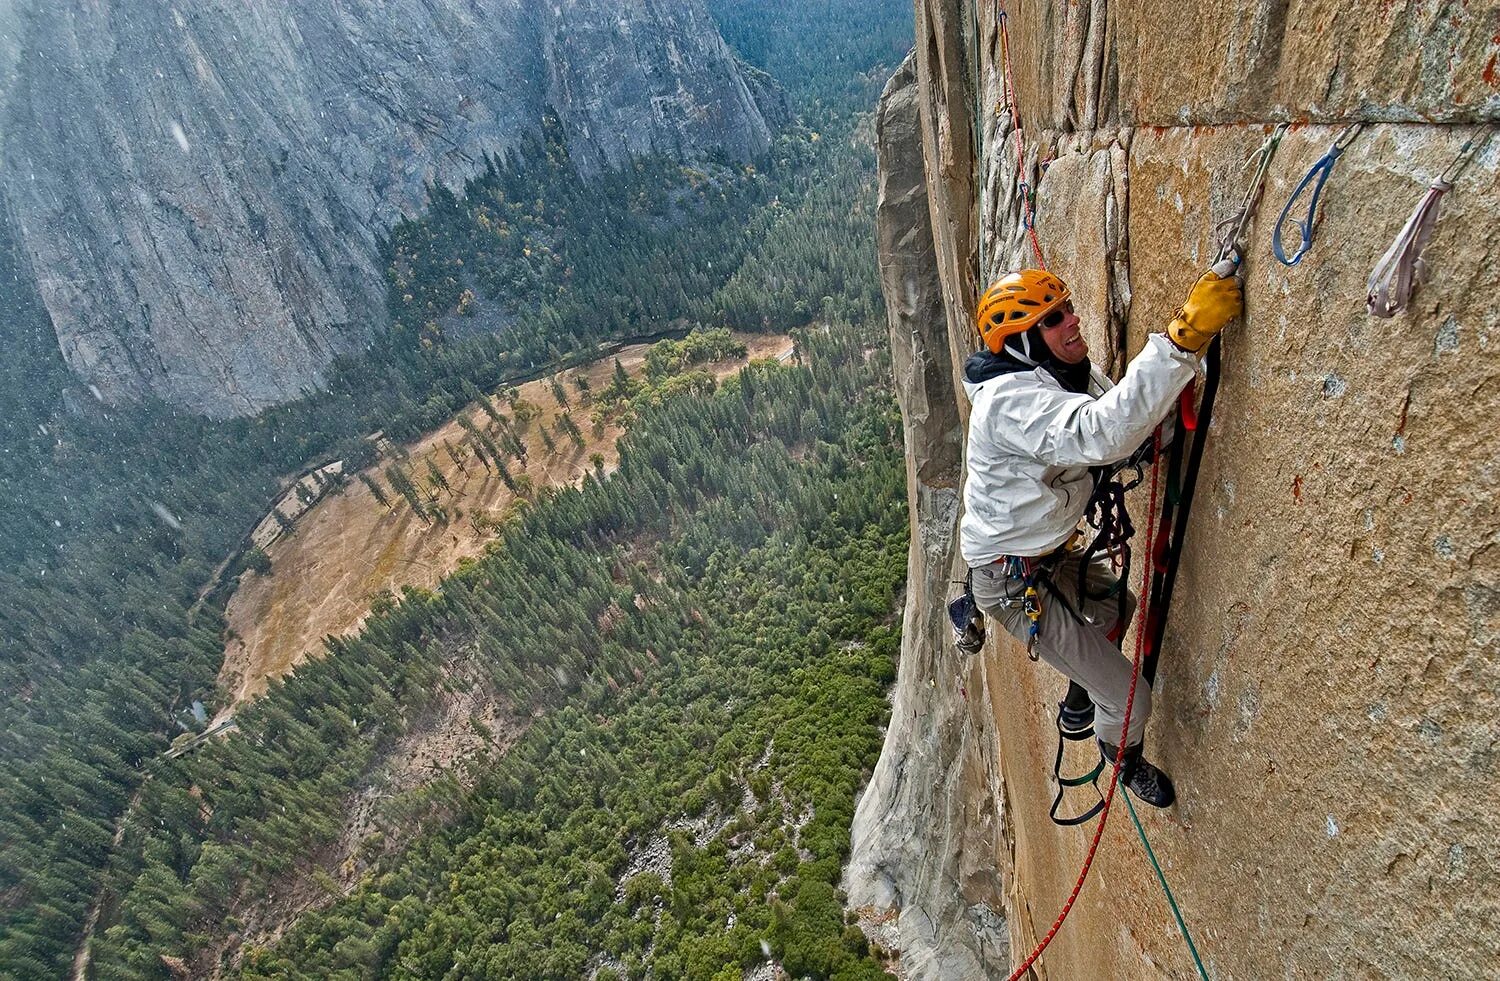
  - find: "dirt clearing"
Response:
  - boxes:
[217,333,792,710]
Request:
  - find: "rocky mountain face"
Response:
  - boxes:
[849,2,1499,978]
[0,0,784,417]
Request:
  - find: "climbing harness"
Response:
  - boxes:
[1367,125,1495,319]
[996,7,1046,268]
[1272,122,1363,266]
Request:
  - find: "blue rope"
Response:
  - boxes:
[1123,790,1211,980]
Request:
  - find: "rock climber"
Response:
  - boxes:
[960,266,1241,808]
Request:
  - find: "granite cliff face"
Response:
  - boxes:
[0,0,783,416]
[850,2,1500,978]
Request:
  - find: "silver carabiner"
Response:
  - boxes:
[1331,121,1364,154]
[1438,124,1496,186]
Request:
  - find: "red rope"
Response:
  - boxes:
[996,7,1046,268]
[1005,427,1162,981]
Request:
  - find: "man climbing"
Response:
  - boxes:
[961,267,1241,808]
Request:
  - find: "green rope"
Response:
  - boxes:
[1123,790,1212,981]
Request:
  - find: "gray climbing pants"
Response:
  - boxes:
[970,550,1149,748]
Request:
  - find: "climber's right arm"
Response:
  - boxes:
[991,336,1199,468]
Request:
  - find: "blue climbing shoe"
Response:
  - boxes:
[1099,740,1176,809]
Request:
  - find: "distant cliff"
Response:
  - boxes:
[0,0,785,417]
[849,2,1499,978]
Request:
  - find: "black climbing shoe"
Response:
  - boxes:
[1057,681,1095,740]
[1098,740,1176,808]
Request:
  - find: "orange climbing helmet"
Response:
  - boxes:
[976,269,1071,353]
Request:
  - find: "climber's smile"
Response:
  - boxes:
[1039,303,1088,364]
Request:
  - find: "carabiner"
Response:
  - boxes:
[1331,121,1364,153]
[1272,154,1334,265]
[1438,124,1496,186]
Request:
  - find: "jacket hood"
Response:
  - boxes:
[963,324,1095,395]
[963,346,1036,386]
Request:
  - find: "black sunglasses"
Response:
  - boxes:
[1040,304,1073,329]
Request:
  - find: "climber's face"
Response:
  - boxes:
[1038,303,1087,364]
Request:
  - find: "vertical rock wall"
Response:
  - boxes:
[0,0,781,417]
[852,1,1500,978]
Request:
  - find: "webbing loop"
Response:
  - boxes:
[1049,719,1107,827]
[1272,122,1362,266]
[1367,125,1494,319]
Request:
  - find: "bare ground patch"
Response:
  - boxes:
[200,333,791,972]
[218,332,792,713]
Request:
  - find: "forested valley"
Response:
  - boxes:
[0,2,915,977]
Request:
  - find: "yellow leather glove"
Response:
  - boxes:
[1167,269,1243,353]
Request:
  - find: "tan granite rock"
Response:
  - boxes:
[860,1,1500,977]
[845,52,1007,981]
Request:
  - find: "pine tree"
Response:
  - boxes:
[494,457,517,492]
[384,465,430,522]
[468,437,493,471]
[465,378,507,428]
[443,440,470,476]
[425,459,450,496]
[558,412,585,450]
[357,473,393,510]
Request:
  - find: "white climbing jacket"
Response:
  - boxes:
[960,333,1199,567]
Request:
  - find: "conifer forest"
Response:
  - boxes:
[0,2,916,978]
